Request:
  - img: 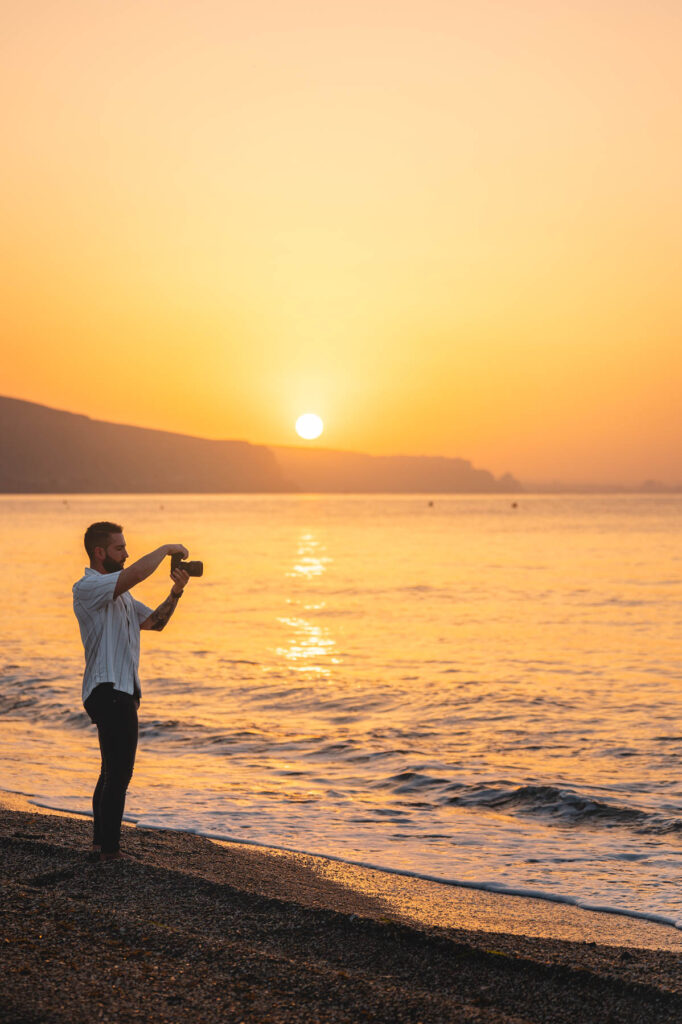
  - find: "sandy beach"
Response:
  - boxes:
[2,793,682,1023]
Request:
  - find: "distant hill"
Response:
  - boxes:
[0,396,288,493]
[270,445,521,493]
[0,395,522,493]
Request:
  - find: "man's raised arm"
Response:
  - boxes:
[113,544,188,599]
[140,567,190,631]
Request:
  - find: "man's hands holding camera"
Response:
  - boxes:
[166,545,203,596]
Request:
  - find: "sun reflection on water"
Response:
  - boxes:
[286,532,331,579]
[276,616,338,673]
[277,532,339,676]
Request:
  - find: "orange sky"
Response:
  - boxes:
[2,1,681,484]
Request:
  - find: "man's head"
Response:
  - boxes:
[84,522,127,574]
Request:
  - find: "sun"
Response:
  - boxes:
[295,413,324,440]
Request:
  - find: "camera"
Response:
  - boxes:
[171,552,204,577]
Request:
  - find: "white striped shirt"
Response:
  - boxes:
[73,568,153,704]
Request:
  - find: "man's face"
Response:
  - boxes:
[101,533,128,574]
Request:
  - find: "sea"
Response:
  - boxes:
[2,493,682,927]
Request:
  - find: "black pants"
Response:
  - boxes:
[84,684,139,854]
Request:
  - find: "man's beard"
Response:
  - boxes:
[103,555,125,573]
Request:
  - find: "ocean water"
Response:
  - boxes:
[2,493,682,926]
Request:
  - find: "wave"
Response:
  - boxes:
[382,772,682,837]
[443,782,647,824]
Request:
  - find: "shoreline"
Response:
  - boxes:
[12,788,682,950]
[3,794,682,1024]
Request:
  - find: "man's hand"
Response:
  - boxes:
[166,544,189,559]
[171,567,190,595]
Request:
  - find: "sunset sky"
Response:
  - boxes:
[2,1,680,485]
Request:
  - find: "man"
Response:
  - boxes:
[73,522,191,862]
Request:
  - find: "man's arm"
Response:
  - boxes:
[140,568,190,631]
[113,544,188,599]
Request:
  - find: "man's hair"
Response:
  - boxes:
[84,522,123,559]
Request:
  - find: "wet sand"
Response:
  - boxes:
[2,792,682,1023]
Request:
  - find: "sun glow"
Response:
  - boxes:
[295,413,324,440]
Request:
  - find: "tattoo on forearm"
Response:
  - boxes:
[146,592,180,631]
